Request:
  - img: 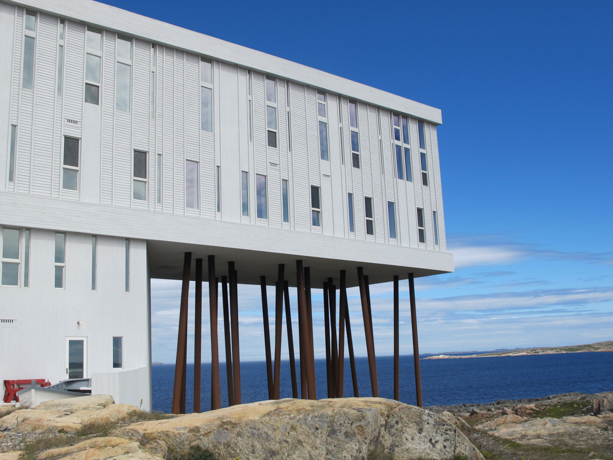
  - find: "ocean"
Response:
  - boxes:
[151,351,613,413]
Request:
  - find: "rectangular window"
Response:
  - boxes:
[241,171,249,216]
[393,115,401,141]
[62,137,80,191]
[418,121,425,150]
[57,20,65,97]
[85,28,102,105]
[8,125,16,183]
[393,114,412,182]
[349,102,360,168]
[433,211,439,246]
[91,236,96,290]
[421,152,429,186]
[311,186,321,227]
[317,93,329,161]
[116,36,132,112]
[113,337,123,368]
[266,78,277,148]
[365,197,374,236]
[216,165,221,212]
[266,78,276,103]
[23,36,35,90]
[124,239,129,292]
[132,150,147,200]
[348,193,354,233]
[54,232,65,289]
[388,202,396,239]
[1,228,20,286]
[417,208,425,244]
[200,59,212,85]
[395,145,404,180]
[317,92,326,117]
[349,101,357,129]
[404,147,412,181]
[156,154,162,204]
[150,45,156,119]
[256,174,267,219]
[402,117,409,144]
[282,179,289,223]
[23,229,30,288]
[25,10,36,32]
[200,74,213,132]
[185,160,199,209]
[248,71,253,141]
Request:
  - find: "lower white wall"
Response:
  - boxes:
[92,367,150,410]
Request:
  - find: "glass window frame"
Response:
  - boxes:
[393,114,412,182]
[216,165,221,213]
[311,185,321,227]
[282,179,289,223]
[388,201,397,239]
[241,171,249,217]
[84,27,102,105]
[256,174,267,219]
[156,154,162,205]
[132,150,148,201]
[22,11,36,90]
[349,101,360,168]
[200,58,213,132]
[185,160,199,209]
[91,235,97,290]
[8,125,16,183]
[433,211,439,246]
[364,196,374,236]
[150,44,156,119]
[317,93,329,161]
[421,152,429,187]
[113,336,123,369]
[57,19,65,97]
[62,136,80,191]
[115,35,132,113]
[348,193,354,233]
[54,232,66,289]
[417,207,426,244]
[1,227,21,287]
[124,239,129,292]
[266,78,278,149]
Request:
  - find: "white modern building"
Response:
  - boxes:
[0,0,452,411]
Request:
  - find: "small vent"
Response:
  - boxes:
[0,319,17,328]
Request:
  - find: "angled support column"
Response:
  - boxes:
[344,287,359,398]
[172,252,191,414]
[304,267,316,400]
[357,267,379,397]
[297,260,316,399]
[260,276,274,400]
[409,273,423,407]
[284,280,298,399]
[229,262,241,404]
[298,282,307,399]
[328,278,338,398]
[322,282,332,398]
[221,276,234,406]
[209,256,221,410]
[273,264,285,399]
[393,275,400,401]
[337,270,347,398]
[194,258,203,413]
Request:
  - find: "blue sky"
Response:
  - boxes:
[98,0,613,363]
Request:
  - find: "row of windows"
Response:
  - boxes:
[0,228,131,290]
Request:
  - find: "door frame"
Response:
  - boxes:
[65,336,88,379]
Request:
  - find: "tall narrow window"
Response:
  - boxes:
[349,102,360,168]
[404,147,412,182]
[216,166,221,212]
[317,93,329,160]
[393,115,401,141]
[364,197,374,236]
[393,114,412,182]
[311,186,321,227]
[418,121,425,150]
[85,28,102,105]
[91,236,97,290]
[185,160,199,209]
[286,84,292,151]
[23,229,30,288]
[22,11,36,89]
[266,78,277,148]
[62,137,80,191]
[433,211,439,246]
[200,59,213,132]
[8,125,16,183]
[256,174,267,219]
[241,171,249,216]
[248,71,253,141]
[116,36,132,112]
[1,228,20,287]
[113,337,123,368]
[124,239,130,292]
[395,145,404,180]
[417,208,425,243]
[54,232,65,289]
[150,44,156,119]
[133,150,147,200]
[156,154,162,205]
[282,179,289,223]
[388,202,396,239]
[348,193,354,233]
[420,152,429,186]
[57,20,65,96]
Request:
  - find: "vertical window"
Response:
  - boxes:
[150,45,156,119]
[394,115,412,182]
[85,28,102,105]
[62,137,80,191]
[113,337,123,368]
[1,228,20,287]
[116,36,132,112]
[216,166,221,212]
[364,197,374,236]
[248,71,253,141]
[317,93,329,160]
[395,145,404,180]
[393,115,401,141]
[388,202,396,239]
[156,154,162,205]
[418,121,425,150]
[200,59,213,132]
[8,125,16,183]
[91,236,96,290]
[133,150,147,200]
[266,78,277,148]
[404,147,412,182]
[124,239,129,292]
[185,160,199,209]
[417,208,425,244]
[286,85,292,152]
[282,179,289,223]
[57,20,65,97]
[402,117,409,146]
[23,229,30,288]
[420,152,429,186]
[54,232,65,289]
[349,102,360,168]
[311,186,321,227]
[241,172,249,217]
[433,211,439,246]
[22,11,36,90]
[348,193,354,233]
[256,174,267,219]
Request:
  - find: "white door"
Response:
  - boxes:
[66,337,87,379]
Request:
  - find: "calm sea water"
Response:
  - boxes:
[152,352,613,413]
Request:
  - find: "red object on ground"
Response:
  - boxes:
[3,379,51,403]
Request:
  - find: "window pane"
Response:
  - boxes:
[8,126,16,183]
[418,121,425,150]
[311,186,320,209]
[59,20,64,41]
[156,154,162,204]
[86,28,102,51]
[421,152,427,172]
[396,145,403,180]
[125,239,129,292]
[282,180,289,223]
[402,118,409,144]
[116,63,131,112]
[2,263,19,286]
[388,202,396,239]
[92,236,96,290]
[266,78,275,103]
[64,135,79,166]
[133,151,147,179]
[3,228,20,259]
[366,220,374,235]
[200,59,212,84]
[417,208,424,228]
[422,172,428,186]
[312,210,320,227]
[25,11,36,31]
[55,233,65,263]
[393,115,399,127]
[133,180,146,200]
[68,340,83,377]
[433,211,439,245]
[267,106,277,130]
[84,83,99,105]
[117,36,132,59]
[256,174,267,219]
[348,193,354,233]
[57,45,64,96]
[86,54,101,83]
[267,130,277,148]
[419,228,425,244]
[319,121,328,160]
[404,148,412,181]
[113,337,123,368]
[365,197,373,219]
[394,127,401,141]
[150,71,155,119]
[200,86,212,132]
[242,171,249,216]
[63,169,78,190]
[317,93,325,102]
[352,152,360,169]
[54,265,63,288]
[349,102,357,128]
[23,36,35,90]
[216,166,220,212]
[318,102,326,118]
[351,131,359,152]
[24,229,30,287]
[186,160,198,209]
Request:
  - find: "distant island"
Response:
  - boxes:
[152,362,165,365]
[424,340,613,360]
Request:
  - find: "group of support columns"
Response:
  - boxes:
[171,252,423,415]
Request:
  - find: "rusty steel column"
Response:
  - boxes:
[229,262,241,404]
[393,275,400,401]
[297,260,316,399]
[260,276,274,400]
[343,287,359,398]
[304,268,315,398]
[208,256,221,410]
[409,273,423,408]
[194,258,203,413]
[273,264,285,399]
[322,282,332,398]
[221,276,234,407]
[284,280,298,398]
[328,278,338,398]
[337,270,347,398]
[172,252,191,415]
[357,267,379,397]
[297,282,307,399]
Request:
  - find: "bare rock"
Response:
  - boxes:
[0,452,21,460]
[476,414,525,431]
[37,437,161,460]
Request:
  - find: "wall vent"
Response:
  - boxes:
[0,319,17,328]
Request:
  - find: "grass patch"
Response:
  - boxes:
[75,419,115,437]
[124,409,174,423]
[531,400,592,419]
[166,445,216,460]
[20,434,78,460]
